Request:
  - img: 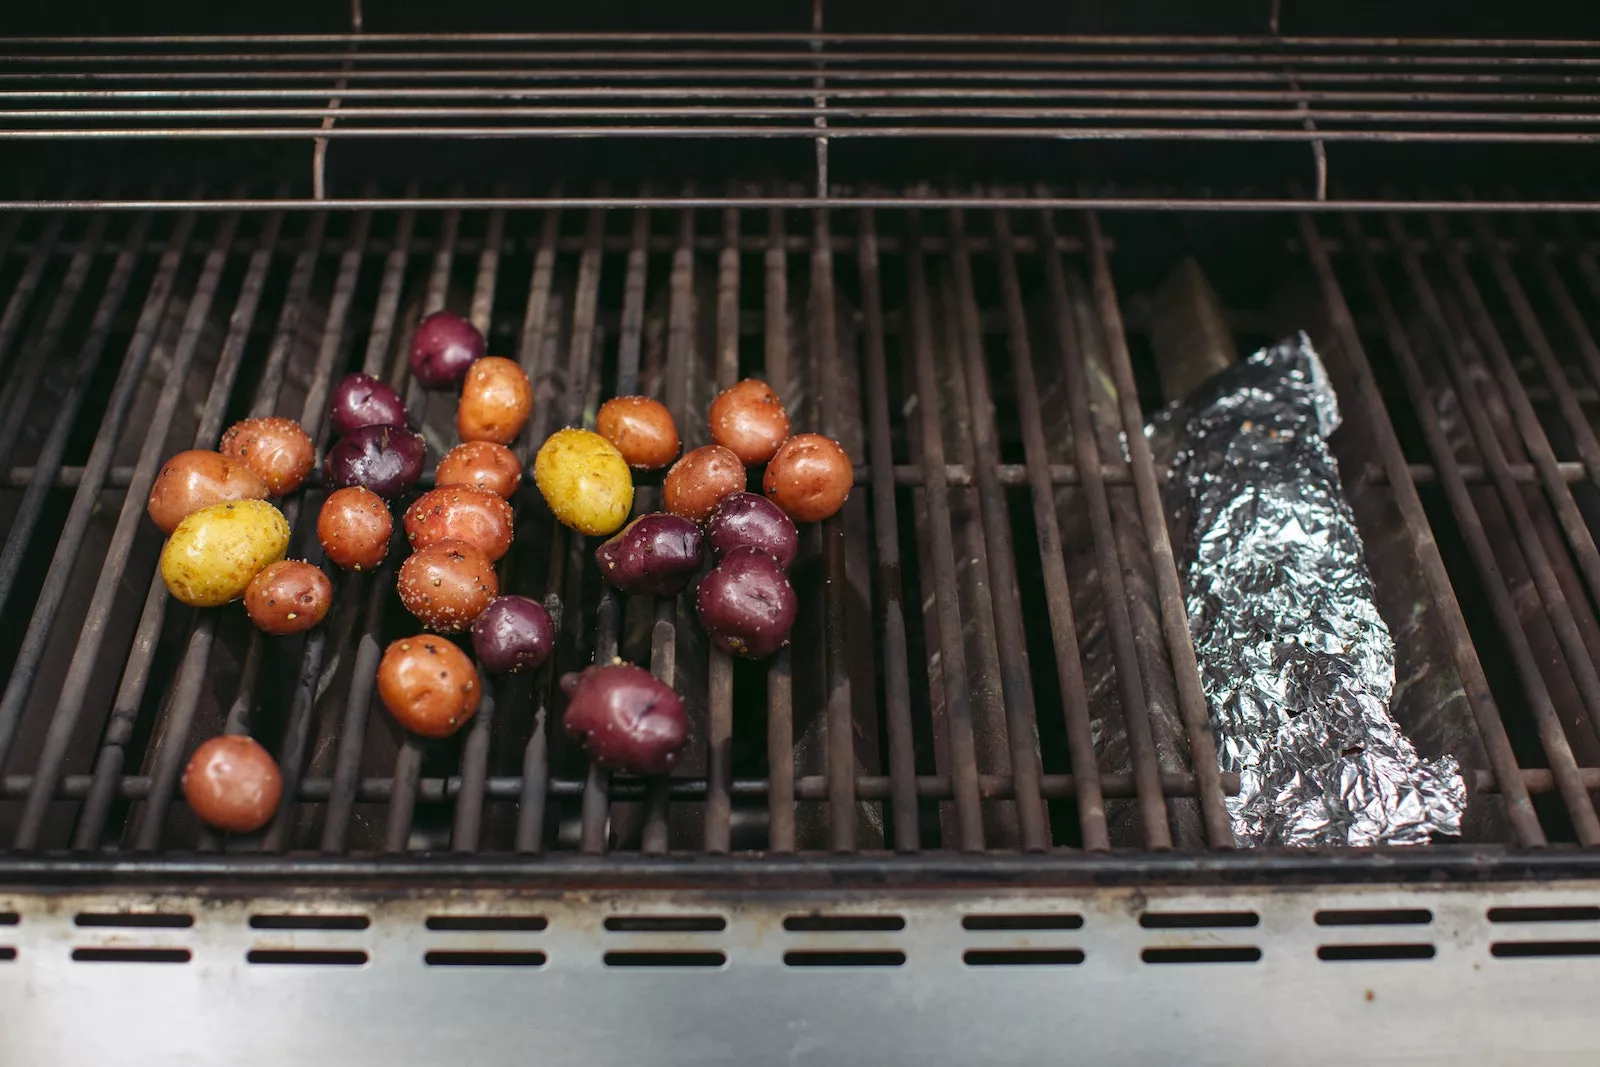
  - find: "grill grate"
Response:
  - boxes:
[1,196,1600,859]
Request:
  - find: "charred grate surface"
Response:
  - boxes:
[0,194,1598,861]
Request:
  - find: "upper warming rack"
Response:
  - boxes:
[2,32,1600,208]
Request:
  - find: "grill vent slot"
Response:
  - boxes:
[0,913,18,926]
[1315,909,1432,927]
[426,916,547,932]
[784,950,906,967]
[1139,912,1259,930]
[1318,943,1436,961]
[605,916,726,933]
[426,950,547,967]
[1142,946,1261,964]
[72,947,190,964]
[603,951,727,968]
[1490,941,1600,958]
[247,949,368,966]
[962,914,1083,931]
[75,912,194,929]
[1488,906,1600,924]
[964,949,1085,967]
[783,915,905,932]
[0,948,15,961]
[250,914,369,931]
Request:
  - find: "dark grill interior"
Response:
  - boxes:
[3,18,1600,869]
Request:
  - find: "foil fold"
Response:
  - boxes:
[1169,333,1466,846]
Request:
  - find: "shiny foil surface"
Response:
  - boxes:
[1169,333,1466,846]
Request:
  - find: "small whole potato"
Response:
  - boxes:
[706,491,798,570]
[533,428,634,537]
[435,440,520,499]
[597,395,680,470]
[663,444,745,524]
[410,311,486,390]
[561,663,689,776]
[378,634,481,738]
[397,538,499,633]
[161,499,291,608]
[182,735,282,834]
[595,513,704,597]
[471,595,555,675]
[695,546,797,660]
[244,560,332,635]
[219,416,316,496]
[323,424,427,499]
[147,449,268,535]
[457,356,533,445]
[763,433,853,523]
[709,378,790,466]
[404,485,514,562]
[328,372,409,437]
[317,486,392,571]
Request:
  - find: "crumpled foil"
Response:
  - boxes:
[1168,333,1466,846]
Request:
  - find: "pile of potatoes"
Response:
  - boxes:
[144,302,860,827]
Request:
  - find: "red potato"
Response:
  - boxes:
[561,663,689,776]
[709,378,790,466]
[322,424,427,499]
[377,634,481,738]
[147,450,268,534]
[243,560,332,635]
[597,396,680,471]
[595,513,704,597]
[403,485,515,562]
[457,356,533,445]
[182,735,282,834]
[471,595,555,675]
[763,433,853,523]
[434,440,521,499]
[410,311,485,390]
[219,416,316,496]
[328,372,409,436]
[694,547,797,660]
[317,486,393,571]
[663,445,745,524]
[397,538,499,633]
[706,492,798,570]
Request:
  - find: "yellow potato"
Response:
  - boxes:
[160,499,291,607]
[533,428,634,536]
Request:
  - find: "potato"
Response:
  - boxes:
[533,428,634,536]
[244,560,332,635]
[663,444,745,524]
[160,499,291,607]
[147,449,268,534]
[457,356,533,445]
[220,416,315,496]
[403,485,514,562]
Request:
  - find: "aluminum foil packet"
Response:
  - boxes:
[1167,333,1466,846]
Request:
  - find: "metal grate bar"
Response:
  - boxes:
[702,205,739,856]
[1008,211,1108,850]
[856,209,920,852]
[763,206,797,854]
[904,210,985,851]
[946,209,1048,851]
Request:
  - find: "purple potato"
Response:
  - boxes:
[595,513,704,596]
[471,595,555,675]
[410,310,486,390]
[705,491,798,570]
[561,663,689,775]
[694,546,797,660]
[322,424,426,499]
[328,373,409,437]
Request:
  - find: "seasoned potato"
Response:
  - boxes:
[457,356,533,445]
[147,449,268,534]
[219,416,316,496]
[533,428,634,536]
[160,499,291,607]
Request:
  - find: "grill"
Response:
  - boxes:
[8,7,1600,1062]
